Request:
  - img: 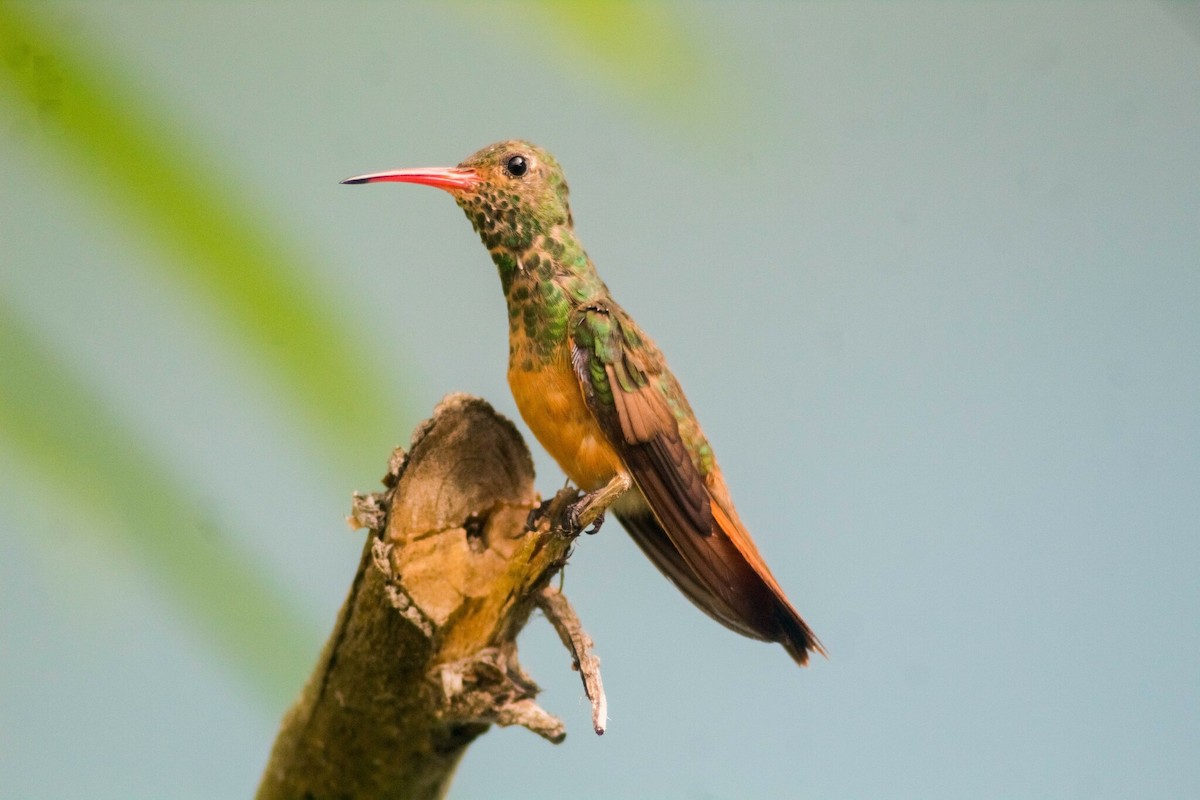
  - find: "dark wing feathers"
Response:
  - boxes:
[569,301,824,665]
[607,363,668,444]
[572,302,712,541]
[622,436,710,540]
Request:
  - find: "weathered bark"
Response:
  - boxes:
[256,394,605,800]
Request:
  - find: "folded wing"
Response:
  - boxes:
[569,301,824,665]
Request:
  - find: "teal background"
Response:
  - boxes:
[2,2,1198,797]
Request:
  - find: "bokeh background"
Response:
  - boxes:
[3,2,1198,797]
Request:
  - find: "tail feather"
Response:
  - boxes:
[614,493,824,666]
[614,505,763,638]
[709,500,826,665]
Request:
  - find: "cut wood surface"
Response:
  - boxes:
[256,394,605,800]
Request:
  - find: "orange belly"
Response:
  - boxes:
[507,348,622,491]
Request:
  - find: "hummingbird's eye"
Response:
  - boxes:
[505,154,528,178]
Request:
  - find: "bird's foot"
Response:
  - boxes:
[561,472,631,536]
[528,484,585,536]
[565,500,605,536]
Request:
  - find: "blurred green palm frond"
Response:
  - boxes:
[0,2,384,702]
[0,298,315,706]
[463,0,724,123]
[0,3,407,474]
[529,0,707,106]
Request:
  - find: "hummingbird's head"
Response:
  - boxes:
[343,139,573,255]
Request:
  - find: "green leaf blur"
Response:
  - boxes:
[0,298,315,706]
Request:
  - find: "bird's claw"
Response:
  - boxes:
[564,500,605,536]
[525,499,550,530]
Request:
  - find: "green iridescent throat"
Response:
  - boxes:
[457,187,608,367]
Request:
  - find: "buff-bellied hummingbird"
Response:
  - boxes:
[344,141,824,666]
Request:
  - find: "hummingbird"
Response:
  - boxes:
[344,141,824,666]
